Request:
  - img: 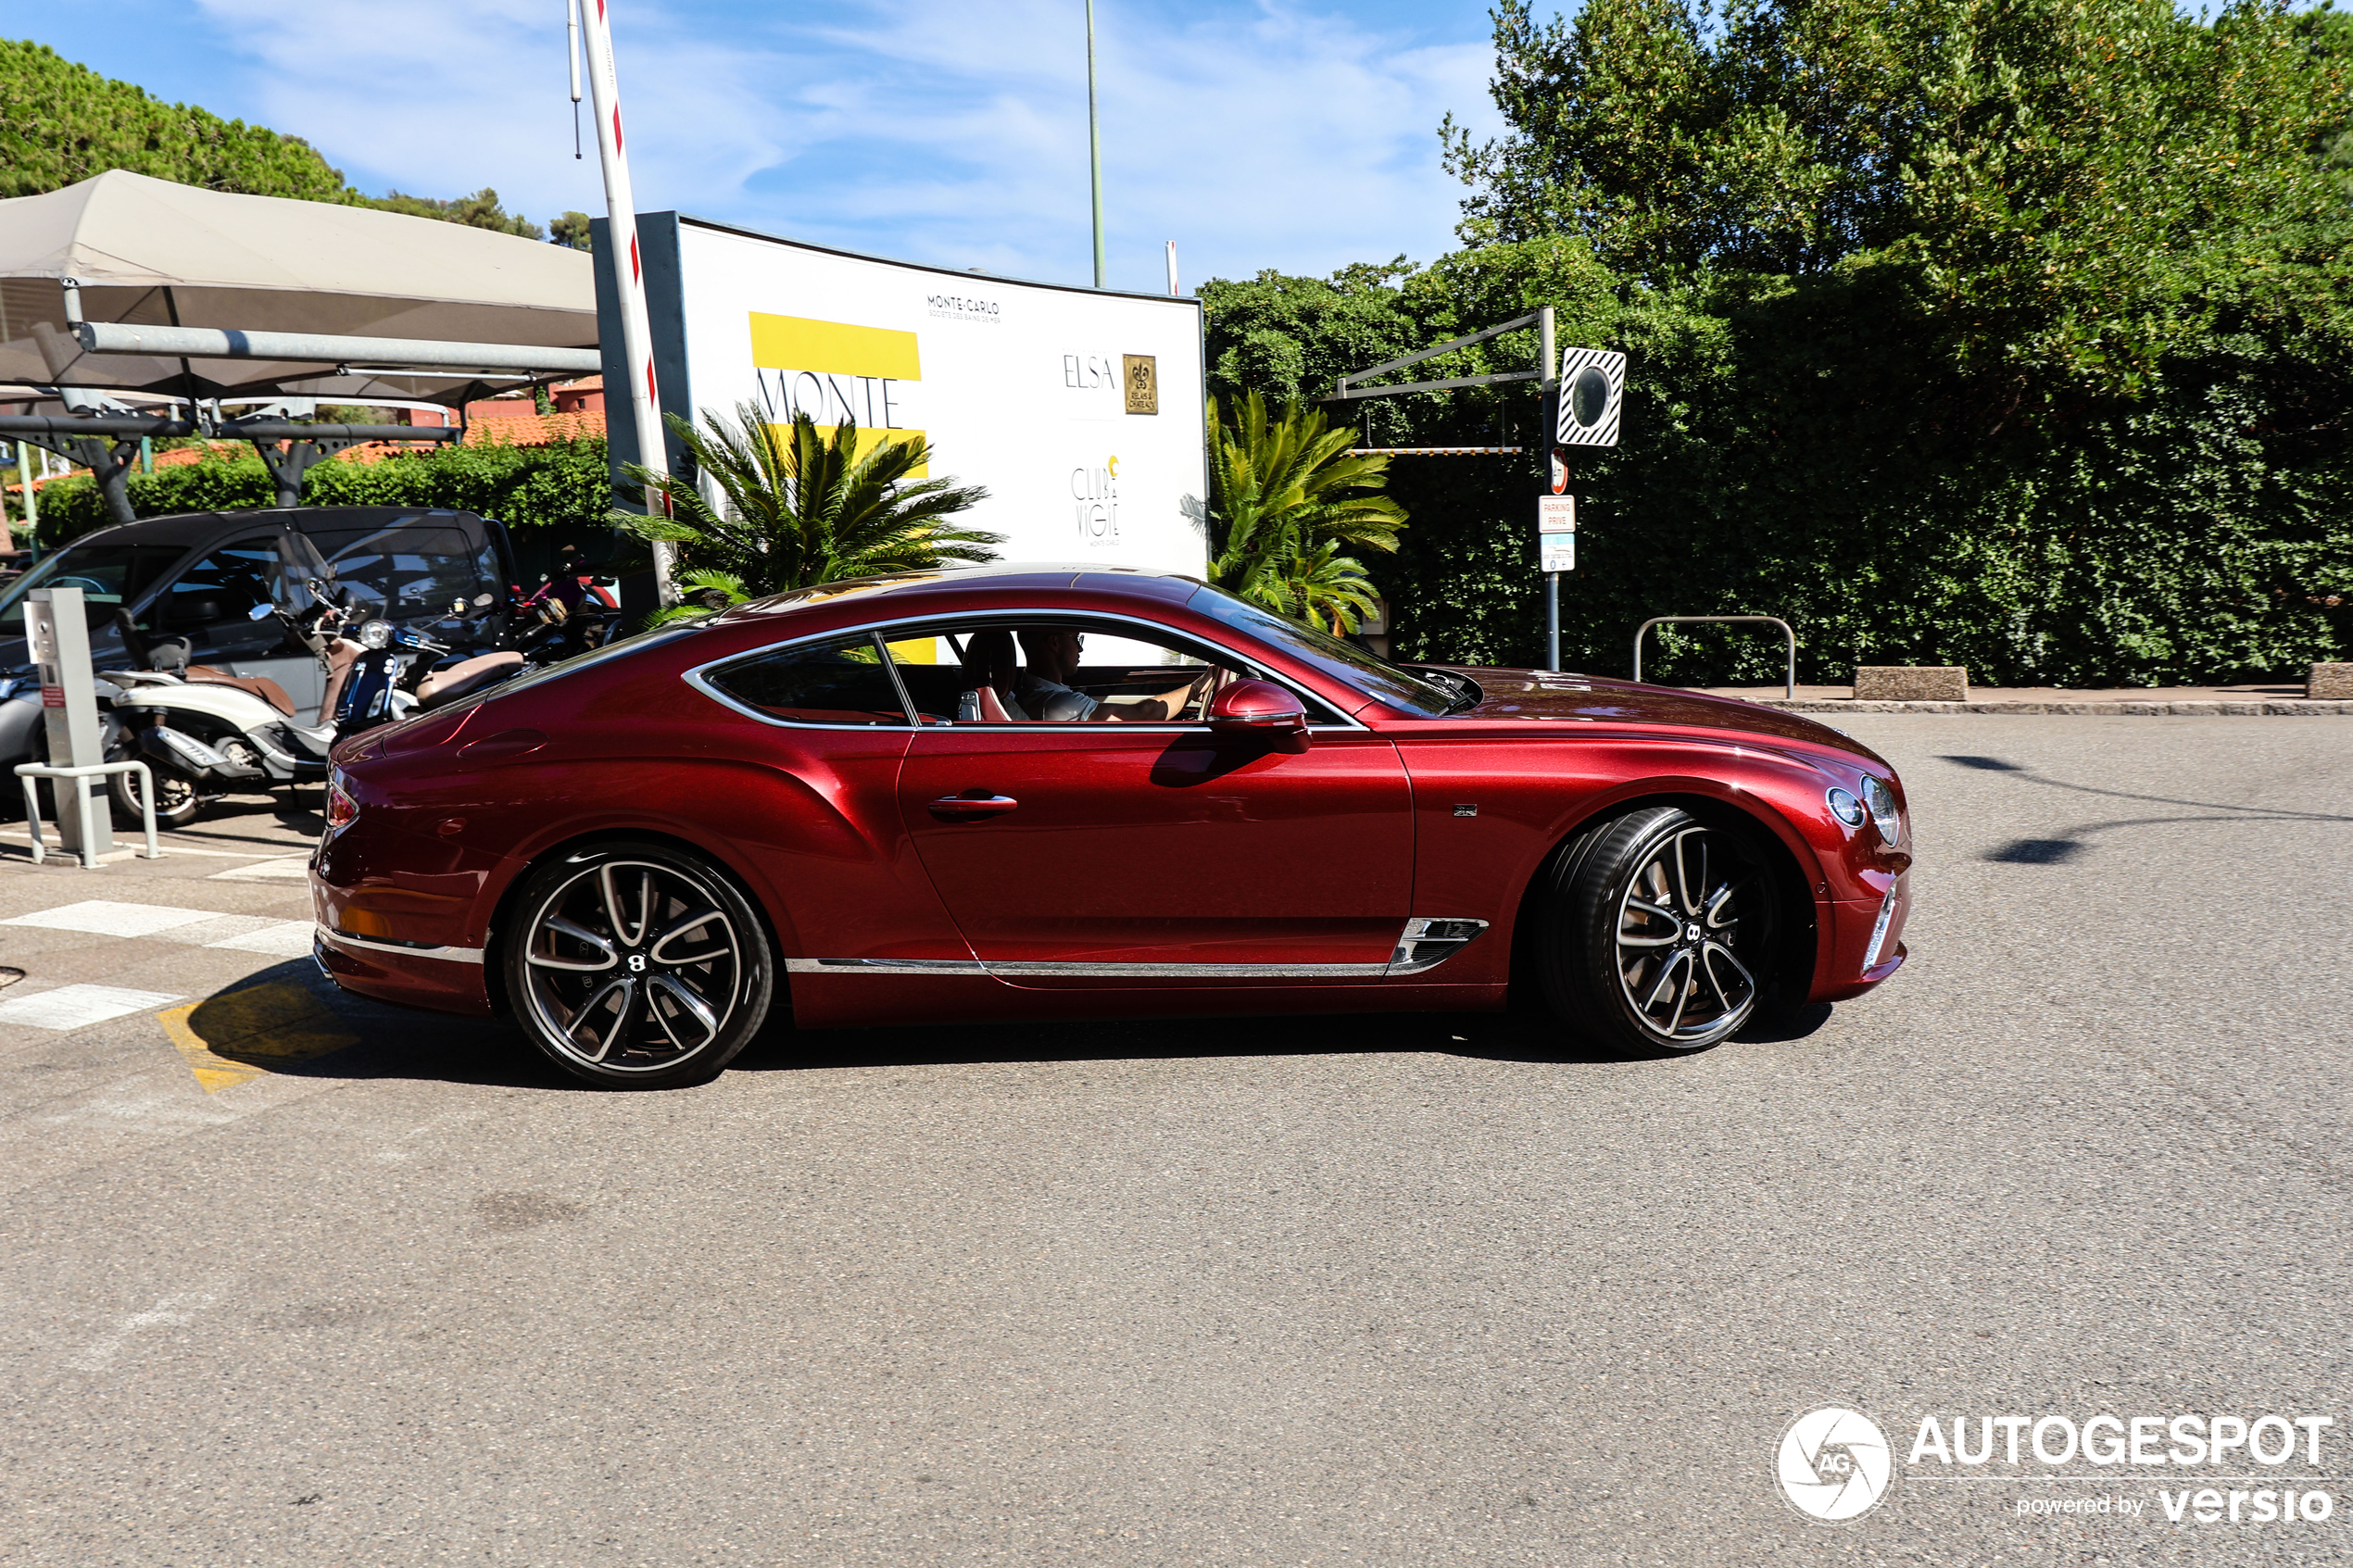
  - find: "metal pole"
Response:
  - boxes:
[567,0,585,159]
[1165,240,1178,297]
[1087,0,1105,289]
[12,441,32,553]
[1538,305,1559,671]
[577,0,678,607]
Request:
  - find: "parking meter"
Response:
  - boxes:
[26,585,113,857]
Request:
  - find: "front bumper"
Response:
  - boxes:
[1815,872,1910,1002]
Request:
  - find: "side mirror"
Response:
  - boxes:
[1207,678,1308,737]
[247,602,277,621]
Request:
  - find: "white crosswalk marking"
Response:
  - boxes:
[0,984,183,1032]
[2,902,313,956]
[208,856,313,882]
[2,901,220,937]
[202,924,318,958]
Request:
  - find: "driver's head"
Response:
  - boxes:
[1017,626,1084,677]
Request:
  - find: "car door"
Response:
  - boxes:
[890,616,1415,983]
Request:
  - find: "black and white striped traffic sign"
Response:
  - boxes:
[1554,347,1625,447]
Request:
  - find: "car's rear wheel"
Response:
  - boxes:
[1535,806,1779,1054]
[504,842,774,1088]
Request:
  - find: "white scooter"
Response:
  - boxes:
[105,591,366,829]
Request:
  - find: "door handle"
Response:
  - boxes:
[928,791,1019,819]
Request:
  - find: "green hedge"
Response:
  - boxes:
[27,438,617,547]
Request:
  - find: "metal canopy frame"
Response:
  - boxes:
[0,410,459,523]
[1324,308,1549,404]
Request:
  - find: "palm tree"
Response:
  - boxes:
[614,402,1000,621]
[1207,391,1406,634]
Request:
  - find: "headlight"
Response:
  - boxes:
[1825,787,1866,829]
[1861,775,1901,844]
[358,620,393,649]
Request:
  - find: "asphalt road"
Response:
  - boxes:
[1,716,2347,1566]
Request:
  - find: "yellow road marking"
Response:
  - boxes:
[157,984,359,1093]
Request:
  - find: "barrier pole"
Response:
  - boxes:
[577,0,677,607]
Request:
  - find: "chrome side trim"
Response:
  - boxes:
[789,918,1491,982]
[988,959,1388,979]
[314,923,485,965]
[785,957,988,975]
[1390,917,1491,974]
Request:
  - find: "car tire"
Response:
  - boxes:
[503,841,775,1089]
[1534,805,1780,1054]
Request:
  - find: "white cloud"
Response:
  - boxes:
[180,0,1503,288]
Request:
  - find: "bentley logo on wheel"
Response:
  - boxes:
[1775,1406,1894,1523]
[627,954,648,973]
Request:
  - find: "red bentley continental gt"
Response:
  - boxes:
[311,566,1912,1087]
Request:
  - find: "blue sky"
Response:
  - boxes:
[2,0,1551,294]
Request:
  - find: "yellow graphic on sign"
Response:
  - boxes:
[749,312,927,474]
[749,314,922,380]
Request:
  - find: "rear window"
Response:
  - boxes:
[703,635,910,726]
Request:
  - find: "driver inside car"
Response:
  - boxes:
[1014,627,1213,722]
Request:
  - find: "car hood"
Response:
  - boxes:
[1435,667,1888,765]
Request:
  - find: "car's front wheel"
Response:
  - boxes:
[503,841,775,1088]
[1534,805,1780,1054]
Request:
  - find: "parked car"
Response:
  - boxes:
[314,564,1915,1089]
[0,507,517,771]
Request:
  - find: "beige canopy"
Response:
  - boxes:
[0,170,596,408]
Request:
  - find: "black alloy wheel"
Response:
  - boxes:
[1536,805,1780,1054]
[504,841,775,1088]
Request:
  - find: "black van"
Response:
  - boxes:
[0,507,517,769]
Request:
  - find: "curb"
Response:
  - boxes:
[1758,699,2353,716]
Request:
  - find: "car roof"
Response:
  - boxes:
[713,563,1205,625]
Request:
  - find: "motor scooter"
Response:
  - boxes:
[104,586,363,828]
[332,588,619,741]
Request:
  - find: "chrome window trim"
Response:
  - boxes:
[787,918,1487,981]
[682,606,1370,733]
[315,924,484,965]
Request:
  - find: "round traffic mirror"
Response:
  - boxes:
[1569,366,1611,428]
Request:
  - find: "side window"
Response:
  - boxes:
[883,619,1342,725]
[149,537,282,633]
[705,634,910,726]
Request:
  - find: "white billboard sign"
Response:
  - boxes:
[668,218,1208,575]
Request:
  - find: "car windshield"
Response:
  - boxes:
[0,545,183,637]
[1187,583,1454,716]
[307,518,502,625]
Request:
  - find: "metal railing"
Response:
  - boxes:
[1633,616,1798,698]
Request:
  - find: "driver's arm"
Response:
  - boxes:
[1093,671,1214,721]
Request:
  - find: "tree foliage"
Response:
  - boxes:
[1207,392,1405,633]
[0,38,352,200]
[613,404,1000,621]
[370,187,544,241]
[0,38,580,240]
[1202,0,2353,686]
